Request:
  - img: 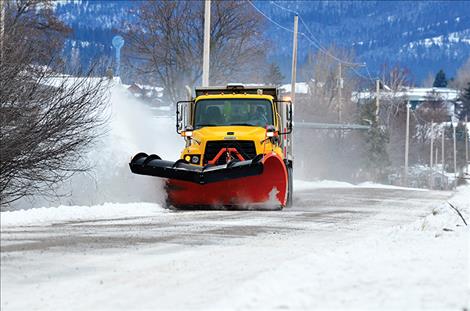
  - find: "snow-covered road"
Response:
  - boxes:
[1,185,468,310]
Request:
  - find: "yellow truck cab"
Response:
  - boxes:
[179,93,283,166]
[177,84,293,170]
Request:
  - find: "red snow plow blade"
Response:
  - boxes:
[129,153,288,209]
[167,153,287,208]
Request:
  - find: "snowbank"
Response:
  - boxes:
[357,181,428,191]
[1,203,166,227]
[406,184,469,234]
[294,179,428,192]
[294,179,355,191]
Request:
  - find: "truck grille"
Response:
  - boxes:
[204,140,257,165]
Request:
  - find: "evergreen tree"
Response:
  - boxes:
[459,82,470,120]
[358,100,390,181]
[265,63,284,86]
[433,69,448,88]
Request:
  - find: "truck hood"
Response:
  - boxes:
[194,126,266,142]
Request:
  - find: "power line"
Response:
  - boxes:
[269,1,298,15]
[249,1,329,59]
[250,1,378,84]
[351,66,374,82]
[271,2,348,62]
[249,1,335,56]
[268,0,383,82]
[247,1,296,34]
[268,1,362,66]
[365,64,378,81]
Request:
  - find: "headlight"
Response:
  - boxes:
[184,154,201,164]
[191,155,200,164]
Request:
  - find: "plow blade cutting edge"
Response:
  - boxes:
[129,153,288,208]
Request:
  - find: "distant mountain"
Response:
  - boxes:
[258,1,470,84]
[54,0,470,85]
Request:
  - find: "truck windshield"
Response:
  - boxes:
[194,99,273,129]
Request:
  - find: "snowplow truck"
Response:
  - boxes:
[129,84,293,209]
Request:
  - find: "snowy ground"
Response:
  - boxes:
[1,184,468,310]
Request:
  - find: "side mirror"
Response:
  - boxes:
[287,103,293,132]
[176,101,193,134]
[275,100,293,134]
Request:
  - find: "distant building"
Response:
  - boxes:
[353,87,460,115]
[127,83,143,97]
[279,82,310,95]
[126,82,164,105]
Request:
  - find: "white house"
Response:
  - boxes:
[353,87,461,115]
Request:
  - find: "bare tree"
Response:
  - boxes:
[377,63,413,128]
[351,63,413,170]
[0,1,108,207]
[449,57,470,90]
[380,63,413,91]
[123,0,267,104]
[264,63,284,87]
[378,64,451,171]
[2,0,71,64]
[294,46,365,181]
[422,72,435,87]
[412,92,450,164]
[298,46,359,123]
[416,91,449,123]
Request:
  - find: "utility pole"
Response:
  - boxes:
[452,117,458,186]
[337,63,343,123]
[430,120,434,189]
[337,62,365,124]
[290,15,298,104]
[375,79,380,122]
[288,15,298,171]
[430,120,434,168]
[404,101,410,186]
[336,63,344,145]
[202,0,211,87]
[465,115,469,173]
[441,127,445,185]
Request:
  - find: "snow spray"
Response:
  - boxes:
[10,83,182,209]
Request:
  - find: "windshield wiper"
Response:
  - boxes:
[196,123,218,127]
[228,123,254,126]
